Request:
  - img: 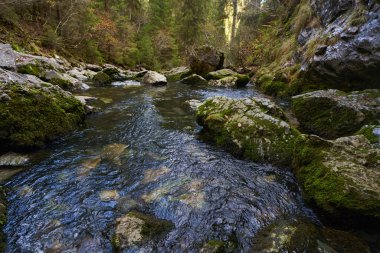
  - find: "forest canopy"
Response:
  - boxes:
[0,0,293,69]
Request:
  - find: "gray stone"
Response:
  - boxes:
[0,43,16,70]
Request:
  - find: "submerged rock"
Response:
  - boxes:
[190,46,224,77]
[163,66,192,82]
[113,211,173,251]
[251,217,370,253]
[142,71,167,86]
[180,74,207,85]
[292,89,380,139]
[0,69,86,151]
[196,96,300,166]
[293,134,380,220]
[0,153,29,167]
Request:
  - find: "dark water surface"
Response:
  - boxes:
[4,83,315,252]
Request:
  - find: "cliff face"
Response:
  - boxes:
[299,0,380,90]
[253,0,380,95]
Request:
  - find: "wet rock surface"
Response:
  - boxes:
[180,74,208,85]
[300,1,380,90]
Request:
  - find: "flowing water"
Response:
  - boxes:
[4,82,316,252]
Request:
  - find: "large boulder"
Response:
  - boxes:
[0,43,16,70]
[196,96,301,166]
[292,89,380,139]
[180,74,207,85]
[293,134,380,220]
[251,217,370,253]
[163,66,192,82]
[206,69,250,87]
[298,1,380,90]
[142,71,167,86]
[112,211,173,251]
[0,68,86,151]
[190,46,224,77]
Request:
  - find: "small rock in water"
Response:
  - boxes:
[100,97,113,104]
[99,190,120,201]
[0,153,29,167]
[143,167,171,184]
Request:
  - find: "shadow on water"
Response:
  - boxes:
[4,83,316,252]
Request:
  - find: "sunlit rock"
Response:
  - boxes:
[0,153,29,167]
[99,190,120,201]
[113,211,173,251]
[143,167,171,184]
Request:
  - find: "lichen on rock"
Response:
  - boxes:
[196,96,301,166]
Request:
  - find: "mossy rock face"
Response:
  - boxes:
[113,211,174,252]
[293,134,380,220]
[163,66,192,82]
[0,70,86,151]
[206,69,249,87]
[251,218,370,253]
[17,63,45,78]
[292,89,380,139]
[196,96,301,166]
[208,76,238,88]
[92,71,112,86]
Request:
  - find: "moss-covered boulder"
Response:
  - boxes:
[163,66,192,82]
[190,46,224,77]
[92,71,112,86]
[112,211,173,251]
[292,89,380,139]
[293,134,380,220]
[196,96,301,166]
[0,69,86,151]
[251,218,370,253]
[208,76,239,88]
[180,74,207,85]
[206,69,250,87]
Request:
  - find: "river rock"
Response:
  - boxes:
[292,89,380,139]
[142,71,167,86]
[163,66,192,82]
[44,70,88,91]
[206,69,250,87]
[67,67,96,82]
[0,153,29,167]
[0,43,16,70]
[208,76,239,88]
[113,211,173,251]
[85,64,102,72]
[190,46,224,77]
[293,134,380,220]
[180,74,207,85]
[196,96,301,166]
[251,217,370,253]
[0,68,86,151]
[92,71,112,86]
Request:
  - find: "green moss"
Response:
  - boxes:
[0,83,85,151]
[92,71,112,86]
[293,136,380,218]
[49,78,73,91]
[356,125,379,144]
[292,95,362,139]
[17,63,43,77]
[206,69,250,87]
[128,211,174,239]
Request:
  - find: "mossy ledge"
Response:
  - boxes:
[0,81,86,152]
